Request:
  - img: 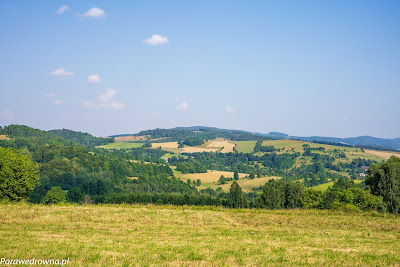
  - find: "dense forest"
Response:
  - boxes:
[0,125,399,214]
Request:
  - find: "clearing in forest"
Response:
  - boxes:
[0,135,9,140]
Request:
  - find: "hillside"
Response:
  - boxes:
[1,204,399,266]
[50,129,114,147]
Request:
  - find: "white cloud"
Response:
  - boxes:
[45,93,57,97]
[54,99,64,105]
[56,5,69,15]
[144,34,168,45]
[226,106,234,112]
[84,89,125,110]
[50,68,73,76]
[82,7,106,18]
[88,74,101,83]
[176,101,188,110]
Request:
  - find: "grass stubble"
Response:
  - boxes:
[0,203,399,266]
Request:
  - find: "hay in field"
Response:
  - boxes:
[206,140,235,153]
[151,142,179,148]
[364,149,400,160]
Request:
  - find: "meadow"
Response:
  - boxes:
[96,142,144,150]
[262,140,386,162]
[1,203,399,266]
[311,180,362,191]
[230,141,257,153]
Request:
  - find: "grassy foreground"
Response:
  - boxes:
[1,204,399,266]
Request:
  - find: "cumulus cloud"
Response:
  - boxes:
[88,74,101,83]
[50,68,73,76]
[54,99,64,105]
[56,5,69,14]
[84,89,125,110]
[226,106,234,112]
[45,93,57,97]
[82,7,106,18]
[144,34,168,45]
[176,101,188,110]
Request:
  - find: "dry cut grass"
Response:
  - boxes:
[151,142,179,149]
[206,140,235,153]
[1,204,399,266]
[364,149,400,160]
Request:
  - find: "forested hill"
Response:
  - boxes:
[119,126,273,141]
[0,125,195,204]
[50,128,114,147]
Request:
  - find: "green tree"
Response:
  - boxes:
[284,182,304,208]
[0,147,40,202]
[67,187,83,203]
[228,182,248,208]
[249,172,255,179]
[42,186,66,204]
[234,171,239,181]
[196,179,201,186]
[219,175,226,184]
[300,189,323,209]
[257,179,285,209]
[366,156,400,214]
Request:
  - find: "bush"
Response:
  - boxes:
[331,201,361,214]
[42,186,66,204]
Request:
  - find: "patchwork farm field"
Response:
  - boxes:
[171,168,278,192]
[262,140,385,162]
[97,142,144,150]
[1,204,399,266]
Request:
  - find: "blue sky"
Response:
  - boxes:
[1,1,399,138]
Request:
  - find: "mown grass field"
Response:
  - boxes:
[96,142,144,150]
[230,141,257,153]
[364,149,400,160]
[1,204,399,266]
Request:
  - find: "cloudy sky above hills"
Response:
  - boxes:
[1,1,399,137]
